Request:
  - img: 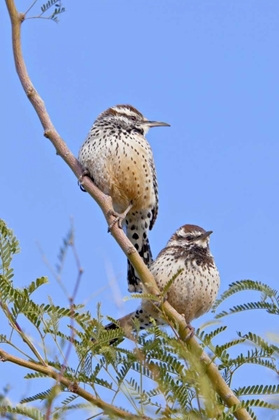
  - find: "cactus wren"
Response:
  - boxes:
[78,105,169,292]
[106,224,220,336]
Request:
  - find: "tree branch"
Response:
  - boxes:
[0,348,146,420]
[4,1,251,419]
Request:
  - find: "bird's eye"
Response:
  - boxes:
[130,116,137,121]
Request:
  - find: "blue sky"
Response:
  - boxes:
[1,0,279,417]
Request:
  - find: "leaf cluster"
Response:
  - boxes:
[1,220,279,419]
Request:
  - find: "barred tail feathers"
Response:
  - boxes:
[125,214,153,293]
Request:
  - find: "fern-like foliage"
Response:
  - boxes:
[216,301,279,318]
[161,268,184,298]
[213,280,278,310]
[196,325,227,345]
[20,387,56,404]
[235,384,279,397]
[213,279,279,321]
[1,219,279,418]
[0,405,44,420]
[25,372,49,380]
[40,0,65,22]
[55,224,74,275]
[237,331,279,356]
[0,219,20,278]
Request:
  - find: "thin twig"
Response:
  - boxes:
[23,0,37,16]
[59,226,83,375]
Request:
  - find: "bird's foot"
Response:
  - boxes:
[78,169,91,192]
[107,203,133,232]
[184,323,195,340]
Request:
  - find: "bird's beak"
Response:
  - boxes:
[144,120,170,128]
[199,231,213,240]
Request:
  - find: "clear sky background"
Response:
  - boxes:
[1,0,279,418]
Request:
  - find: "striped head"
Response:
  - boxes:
[167,224,213,251]
[94,104,170,135]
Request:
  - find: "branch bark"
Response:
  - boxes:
[4,1,251,419]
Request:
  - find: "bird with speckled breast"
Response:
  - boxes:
[78,105,170,293]
[105,224,220,337]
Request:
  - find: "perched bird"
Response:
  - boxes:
[106,224,220,337]
[78,104,169,292]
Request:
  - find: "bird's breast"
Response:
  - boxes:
[79,133,157,213]
[151,255,220,323]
